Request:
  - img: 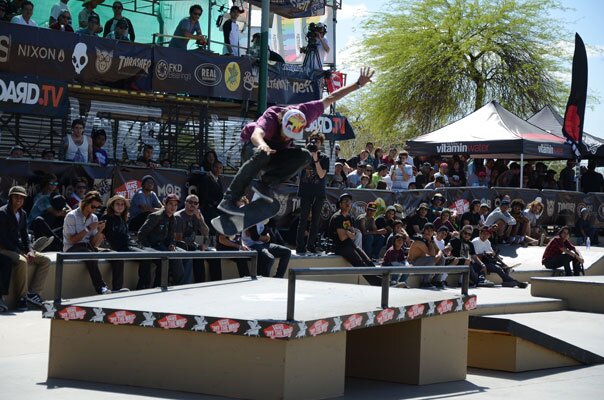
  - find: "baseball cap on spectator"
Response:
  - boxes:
[440,208,451,216]
[479,225,492,234]
[452,175,460,181]
[164,193,179,204]
[338,193,352,204]
[422,162,432,169]
[8,186,27,197]
[10,145,24,154]
[334,161,344,167]
[461,225,474,234]
[500,199,510,206]
[437,225,449,233]
[480,203,490,209]
[334,144,341,150]
[366,202,377,211]
[115,19,128,29]
[439,162,448,168]
[417,202,429,211]
[88,14,100,24]
[358,161,368,168]
[393,203,405,219]
[422,222,435,232]
[432,193,445,202]
[581,207,588,214]
[386,205,396,213]
[141,175,155,185]
[50,194,67,211]
[478,171,487,177]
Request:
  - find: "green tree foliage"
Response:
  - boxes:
[357,0,569,139]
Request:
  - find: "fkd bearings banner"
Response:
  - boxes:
[0,73,68,117]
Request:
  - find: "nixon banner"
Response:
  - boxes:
[0,73,68,117]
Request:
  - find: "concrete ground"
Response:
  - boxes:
[2,310,603,400]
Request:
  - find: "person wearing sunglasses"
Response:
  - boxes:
[78,0,102,33]
[27,174,65,227]
[169,4,206,49]
[67,177,89,209]
[103,1,135,41]
[63,191,111,295]
[174,194,210,284]
[49,0,70,26]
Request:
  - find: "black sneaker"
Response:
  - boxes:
[420,282,436,289]
[515,281,529,289]
[26,292,44,308]
[217,199,245,217]
[16,296,28,312]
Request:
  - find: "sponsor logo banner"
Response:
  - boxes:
[0,73,68,117]
[248,0,326,18]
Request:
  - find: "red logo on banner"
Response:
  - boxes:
[158,314,188,329]
[263,323,293,339]
[58,306,86,320]
[210,318,240,334]
[114,179,141,200]
[309,320,329,336]
[107,310,137,325]
[325,71,344,94]
[464,296,477,311]
[376,308,395,325]
[437,300,453,315]
[343,314,363,331]
[407,304,425,319]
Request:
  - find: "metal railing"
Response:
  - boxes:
[286,266,470,321]
[54,250,258,304]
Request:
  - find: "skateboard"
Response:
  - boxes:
[211,198,280,236]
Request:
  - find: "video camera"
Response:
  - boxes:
[300,22,326,53]
[306,138,319,152]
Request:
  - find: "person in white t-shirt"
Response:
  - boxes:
[11,0,36,26]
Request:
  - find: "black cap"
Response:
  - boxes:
[50,194,67,211]
[437,225,449,233]
[141,175,155,185]
[338,193,352,203]
[422,222,435,232]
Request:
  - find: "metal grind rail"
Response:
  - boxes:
[54,251,258,304]
[286,266,470,321]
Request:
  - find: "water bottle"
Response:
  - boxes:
[586,237,591,250]
[60,24,65,32]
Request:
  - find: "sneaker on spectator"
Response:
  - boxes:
[395,281,408,288]
[0,296,8,313]
[477,277,495,287]
[25,292,44,308]
[114,287,130,293]
[16,296,28,311]
[501,280,517,287]
[32,236,54,252]
[515,281,529,289]
[99,286,112,295]
[440,281,448,290]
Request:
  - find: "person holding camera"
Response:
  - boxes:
[218,67,375,216]
[296,132,329,255]
[390,151,415,191]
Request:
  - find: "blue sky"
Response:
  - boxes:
[334,0,604,137]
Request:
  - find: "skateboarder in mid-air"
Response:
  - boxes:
[217,67,375,219]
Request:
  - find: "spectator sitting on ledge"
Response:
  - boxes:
[136,144,160,168]
[128,174,162,232]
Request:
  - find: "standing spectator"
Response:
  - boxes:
[10,0,35,26]
[296,132,329,255]
[542,226,584,276]
[328,193,382,286]
[357,202,387,260]
[467,169,488,187]
[575,208,599,245]
[390,151,414,190]
[49,0,70,25]
[106,18,130,41]
[407,223,446,288]
[542,169,559,189]
[174,194,210,284]
[78,0,100,32]
[64,119,92,163]
[201,150,218,172]
[136,144,160,168]
[558,160,577,191]
[484,199,517,244]
[63,191,111,295]
[103,1,135,41]
[0,186,50,310]
[67,177,88,209]
[346,162,366,188]
[76,11,101,36]
[222,5,242,55]
[49,10,74,32]
[434,162,450,185]
[92,129,109,166]
[137,194,184,289]
[496,162,521,187]
[169,4,206,49]
[581,160,604,193]
[99,195,132,292]
[242,217,291,278]
[198,160,224,232]
[128,175,162,231]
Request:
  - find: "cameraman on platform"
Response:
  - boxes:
[296,132,329,255]
[304,22,330,70]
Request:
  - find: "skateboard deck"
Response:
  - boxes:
[211,198,280,236]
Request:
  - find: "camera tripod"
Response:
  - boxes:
[302,42,323,73]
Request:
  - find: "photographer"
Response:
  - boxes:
[390,151,415,191]
[296,132,329,254]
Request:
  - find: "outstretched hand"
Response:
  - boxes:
[357,67,375,87]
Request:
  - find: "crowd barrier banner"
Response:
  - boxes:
[0,23,321,106]
[248,0,326,18]
[0,73,69,117]
[304,113,356,141]
[2,159,604,229]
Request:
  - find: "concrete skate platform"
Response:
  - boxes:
[45,278,476,400]
[531,276,604,313]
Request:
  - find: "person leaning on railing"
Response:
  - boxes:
[169,4,206,49]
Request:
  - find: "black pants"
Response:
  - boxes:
[335,241,382,286]
[484,261,516,282]
[224,143,312,202]
[67,243,110,294]
[296,195,324,252]
[0,253,12,296]
[544,254,582,276]
[251,243,291,278]
[32,216,63,251]
[137,244,184,289]
[129,212,151,232]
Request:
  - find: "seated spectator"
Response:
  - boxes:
[347,162,366,188]
[31,193,69,252]
[581,160,604,193]
[242,208,291,278]
[92,129,109,166]
[329,162,348,189]
[424,175,446,190]
[64,119,92,163]
[63,191,111,294]
[129,175,162,232]
[414,162,433,189]
[356,174,371,189]
[106,18,130,40]
[467,169,488,187]
[483,199,516,245]
[390,151,414,191]
[575,207,599,245]
[347,150,370,169]
[198,160,224,231]
[137,194,184,289]
[408,203,429,237]
[386,219,407,249]
[434,162,450,186]
[99,195,133,292]
[169,4,206,49]
[76,13,101,36]
[433,208,457,235]
[78,0,101,32]
[41,149,56,160]
[67,177,89,209]
[461,199,481,236]
[103,1,135,41]
[0,1,9,23]
[382,233,409,288]
[407,223,446,289]
[373,147,384,169]
[449,174,462,187]
[28,174,62,226]
[479,203,490,226]
[8,145,25,158]
[427,193,446,222]
[541,169,559,189]
[364,143,375,166]
[449,225,494,287]
[10,0,35,26]
[0,186,50,310]
[542,226,584,276]
[50,10,74,31]
[49,0,70,25]
[174,194,210,284]
[524,198,546,245]
[136,144,160,168]
[508,198,538,246]
[376,205,396,238]
[328,193,381,286]
[364,165,374,188]
[357,202,387,260]
[371,164,391,190]
[381,147,397,167]
[471,226,528,288]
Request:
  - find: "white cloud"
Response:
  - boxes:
[337,4,369,21]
